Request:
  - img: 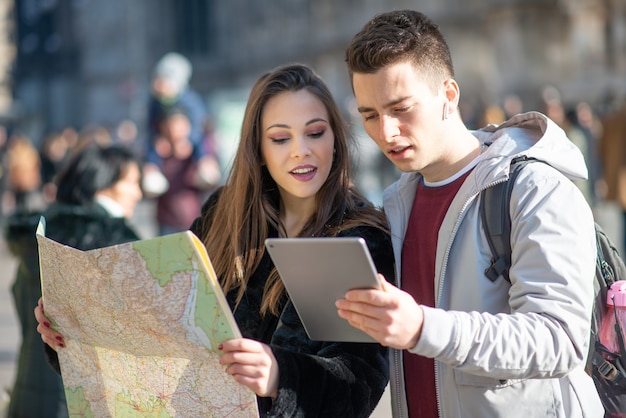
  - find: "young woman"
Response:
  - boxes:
[11,143,142,418]
[36,64,394,417]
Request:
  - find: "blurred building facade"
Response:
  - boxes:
[6,0,626,151]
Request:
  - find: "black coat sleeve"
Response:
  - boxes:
[262,226,395,418]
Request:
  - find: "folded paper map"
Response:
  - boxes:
[36,218,259,417]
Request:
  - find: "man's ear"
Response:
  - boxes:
[443,79,461,113]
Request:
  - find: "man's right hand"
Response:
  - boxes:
[336,275,425,350]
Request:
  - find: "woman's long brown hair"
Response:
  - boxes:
[198,63,388,316]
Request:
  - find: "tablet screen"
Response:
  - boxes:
[265,237,380,343]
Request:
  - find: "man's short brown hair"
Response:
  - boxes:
[345,10,455,90]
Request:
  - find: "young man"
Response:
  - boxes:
[336,9,604,418]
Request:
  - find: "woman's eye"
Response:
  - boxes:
[395,106,410,114]
[308,130,325,139]
[363,114,378,122]
[270,137,289,144]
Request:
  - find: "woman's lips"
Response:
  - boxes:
[290,166,317,181]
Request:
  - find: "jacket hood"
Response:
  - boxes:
[387,111,587,196]
[472,111,588,188]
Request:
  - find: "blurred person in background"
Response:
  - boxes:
[143,53,221,200]
[3,134,46,215]
[541,86,594,204]
[152,106,219,235]
[60,127,78,151]
[571,101,603,207]
[114,118,143,157]
[502,93,524,119]
[599,97,626,253]
[5,143,142,418]
[114,119,138,145]
[39,131,71,203]
[199,115,223,202]
[147,52,207,165]
[76,124,113,148]
[0,125,8,217]
[478,102,505,127]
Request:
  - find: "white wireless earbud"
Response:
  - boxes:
[443,102,450,120]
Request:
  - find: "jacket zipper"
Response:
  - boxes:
[434,178,507,417]
[388,182,410,418]
[393,348,404,417]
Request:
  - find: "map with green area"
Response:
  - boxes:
[37,221,259,417]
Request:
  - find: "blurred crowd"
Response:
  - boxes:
[1,79,626,243]
[0,74,625,248]
[466,87,626,228]
[3,83,624,227]
[0,52,225,418]
[0,52,222,238]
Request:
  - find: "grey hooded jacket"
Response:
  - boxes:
[384,112,604,417]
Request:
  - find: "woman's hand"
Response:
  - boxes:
[34,297,65,350]
[219,338,279,398]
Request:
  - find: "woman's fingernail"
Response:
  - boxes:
[58,343,65,348]
[56,336,63,342]
[43,321,50,328]
[218,344,223,350]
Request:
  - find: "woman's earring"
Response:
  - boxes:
[442,102,449,120]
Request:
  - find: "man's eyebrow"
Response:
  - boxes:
[357,96,413,114]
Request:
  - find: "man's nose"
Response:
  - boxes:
[380,115,400,142]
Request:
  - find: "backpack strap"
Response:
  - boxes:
[596,225,626,366]
[480,156,538,282]
[595,224,618,289]
[593,345,626,384]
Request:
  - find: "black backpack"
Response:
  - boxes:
[480,156,626,415]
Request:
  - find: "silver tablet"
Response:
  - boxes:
[264,237,381,343]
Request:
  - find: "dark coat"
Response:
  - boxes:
[5,203,139,418]
[191,191,395,418]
